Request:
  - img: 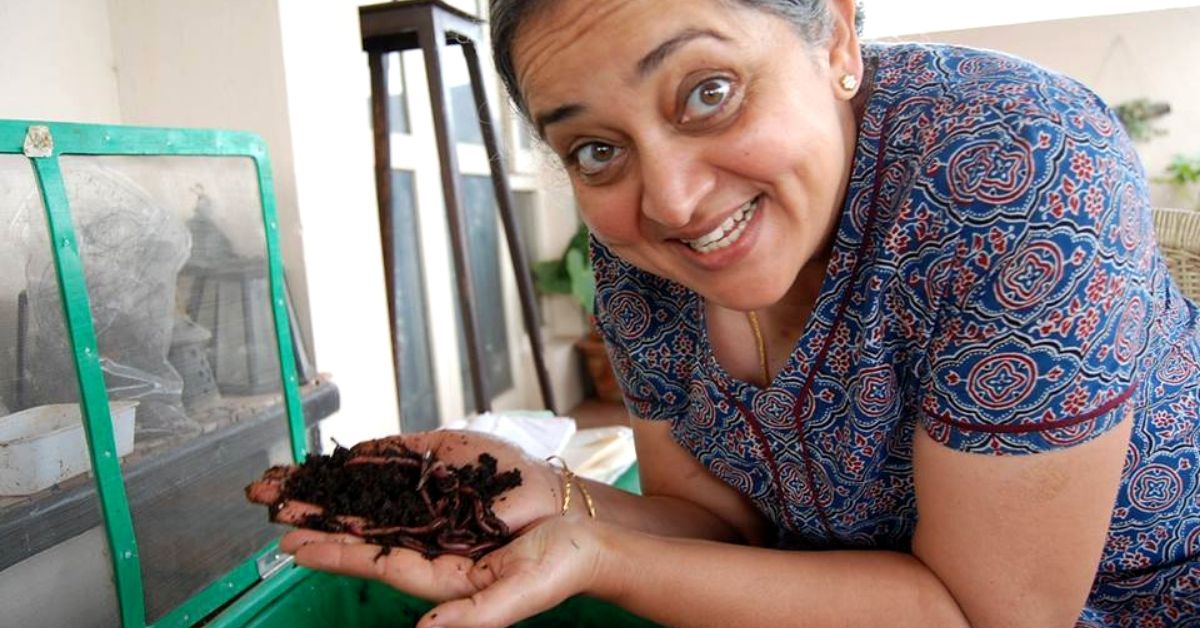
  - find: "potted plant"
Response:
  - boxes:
[1159,154,1200,210]
[1113,99,1171,144]
[532,224,622,402]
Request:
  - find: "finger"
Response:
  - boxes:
[280,529,364,553]
[291,541,477,602]
[244,478,284,504]
[271,499,325,526]
[350,433,439,457]
[416,565,566,628]
[244,465,295,504]
[262,465,293,481]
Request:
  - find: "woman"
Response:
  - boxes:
[267,1,1200,625]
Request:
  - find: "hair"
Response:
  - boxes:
[490,0,865,120]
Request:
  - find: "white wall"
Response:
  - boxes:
[883,7,1200,208]
[862,0,1200,38]
[275,0,400,446]
[0,0,122,123]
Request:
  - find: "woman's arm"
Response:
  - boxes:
[415,412,1130,627]
[583,415,1130,628]
[579,418,769,544]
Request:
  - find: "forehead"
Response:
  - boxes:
[511,0,751,107]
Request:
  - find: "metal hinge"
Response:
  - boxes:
[23,125,53,158]
[256,549,294,580]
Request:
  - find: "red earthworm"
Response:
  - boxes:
[464,541,500,557]
[361,517,447,537]
[345,456,421,468]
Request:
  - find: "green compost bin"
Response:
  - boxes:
[214,465,655,627]
[233,572,656,628]
[0,118,656,627]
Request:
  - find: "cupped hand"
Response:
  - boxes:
[279,516,608,628]
[245,430,565,537]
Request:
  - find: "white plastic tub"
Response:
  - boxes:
[0,401,137,496]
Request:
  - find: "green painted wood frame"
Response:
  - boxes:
[0,120,309,627]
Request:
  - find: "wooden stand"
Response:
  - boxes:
[359,0,557,415]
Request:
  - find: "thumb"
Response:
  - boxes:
[415,563,570,628]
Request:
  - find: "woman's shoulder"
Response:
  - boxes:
[867,42,1118,143]
[870,42,1092,98]
[861,41,1137,230]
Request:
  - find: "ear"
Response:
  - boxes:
[826,0,863,100]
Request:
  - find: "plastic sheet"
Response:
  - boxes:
[19,163,197,442]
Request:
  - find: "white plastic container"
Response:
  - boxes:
[0,401,137,496]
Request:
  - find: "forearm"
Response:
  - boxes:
[588,524,969,627]
[578,479,749,543]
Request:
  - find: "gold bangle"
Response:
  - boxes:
[546,456,596,518]
[576,475,597,519]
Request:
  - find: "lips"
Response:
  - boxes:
[681,195,761,253]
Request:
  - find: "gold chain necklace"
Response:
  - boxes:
[746,311,771,386]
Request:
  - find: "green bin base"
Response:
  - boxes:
[236,570,656,628]
[219,465,655,627]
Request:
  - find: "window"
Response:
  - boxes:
[390,170,439,430]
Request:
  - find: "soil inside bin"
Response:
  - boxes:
[248,445,521,560]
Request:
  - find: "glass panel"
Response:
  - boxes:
[0,154,117,627]
[57,155,294,623]
[446,51,484,146]
[514,190,538,268]
[455,176,513,404]
[366,52,410,135]
[387,52,411,135]
[517,117,534,151]
[391,170,439,430]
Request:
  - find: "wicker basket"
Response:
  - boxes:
[1152,207,1200,302]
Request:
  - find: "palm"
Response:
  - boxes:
[280,518,600,627]
[247,430,562,537]
[419,518,602,626]
[278,531,480,602]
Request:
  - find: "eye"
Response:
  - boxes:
[571,142,623,176]
[681,77,733,123]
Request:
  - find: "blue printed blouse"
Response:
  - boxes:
[593,43,1200,625]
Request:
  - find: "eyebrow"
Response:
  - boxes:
[535,103,585,138]
[636,28,728,78]
[532,27,729,137]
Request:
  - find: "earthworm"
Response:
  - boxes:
[248,445,521,560]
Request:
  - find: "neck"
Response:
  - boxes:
[759,254,827,337]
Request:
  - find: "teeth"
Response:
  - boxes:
[684,197,759,254]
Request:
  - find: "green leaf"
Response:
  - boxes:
[565,248,586,275]
[532,260,571,295]
[571,264,596,314]
[532,222,596,311]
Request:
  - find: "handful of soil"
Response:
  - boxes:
[246,443,522,560]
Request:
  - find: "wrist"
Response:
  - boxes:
[545,457,597,522]
[584,521,634,603]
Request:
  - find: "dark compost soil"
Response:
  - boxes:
[248,444,522,560]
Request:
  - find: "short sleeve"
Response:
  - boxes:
[917,76,1153,455]
[590,238,696,422]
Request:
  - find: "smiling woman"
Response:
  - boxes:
[261,1,1200,626]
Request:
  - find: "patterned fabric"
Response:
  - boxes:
[592,43,1200,625]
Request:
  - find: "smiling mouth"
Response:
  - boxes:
[681,195,761,254]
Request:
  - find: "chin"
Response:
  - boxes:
[693,280,791,312]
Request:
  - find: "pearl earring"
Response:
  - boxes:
[839,74,859,92]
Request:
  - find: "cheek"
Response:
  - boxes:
[717,91,843,181]
[576,186,642,246]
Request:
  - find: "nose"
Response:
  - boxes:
[638,138,713,230]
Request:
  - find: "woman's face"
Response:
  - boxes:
[514,0,862,311]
